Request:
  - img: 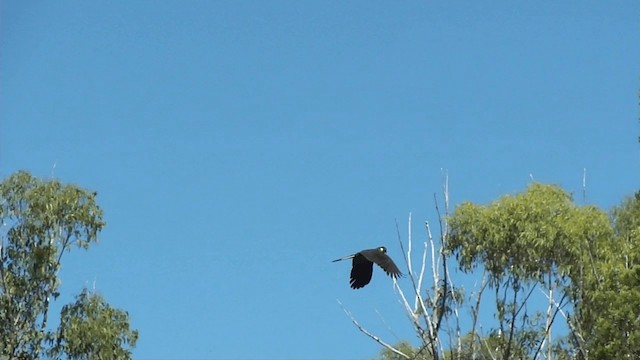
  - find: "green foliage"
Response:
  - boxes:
[374,184,640,359]
[446,183,612,285]
[379,332,538,360]
[611,191,640,264]
[449,332,533,360]
[0,171,136,359]
[443,184,618,358]
[48,289,138,359]
[585,265,640,358]
[377,340,431,360]
[578,192,640,358]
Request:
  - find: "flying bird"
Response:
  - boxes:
[332,246,402,289]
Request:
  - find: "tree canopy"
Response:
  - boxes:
[0,171,137,359]
[373,183,640,360]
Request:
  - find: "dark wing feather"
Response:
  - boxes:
[361,249,402,279]
[350,253,374,289]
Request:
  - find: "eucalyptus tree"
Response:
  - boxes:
[0,171,137,359]
[376,183,639,359]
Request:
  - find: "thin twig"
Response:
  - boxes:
[337,299,410,359]
[407,213,413,276]
[375,308,402,343]
[446,274,461,359]
[551,298,587,360]
[503,279,520,360]
[582,168,587,205]
[479,325,498,360]
[441,169,449,213]
[534,288,570,360]
[0,239,7,296]
[470,271,489,360]
[543,273,554,360]
[514,283,537,319]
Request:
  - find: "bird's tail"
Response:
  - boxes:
[331,254,355,262]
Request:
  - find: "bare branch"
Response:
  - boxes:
[432,198,441,284]
[393,278,418,326]
[0,239,7,296]
[540,289,587,359]
[470,271,489,360]
[415,222,429,311]
[479,326,498,360]
[337,299,410,359]
[407,213,413,277]
[514,283,537,319]
[535,288,574,360]
[503,280,521,360]
[396,218,440,358]
[441,169,449,212]
[433,193,448,333]
[582,167,587,204]
[395,220,432,332]
[427,221,438,299]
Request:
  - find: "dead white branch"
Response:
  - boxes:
[397,219,435,343]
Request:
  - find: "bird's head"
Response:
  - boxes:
[378,246,387,253]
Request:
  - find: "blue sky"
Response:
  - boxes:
[1,1,639,359]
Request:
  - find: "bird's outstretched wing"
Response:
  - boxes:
[362,250,402,279]
[350,253,373,289]
[333,247,402,289]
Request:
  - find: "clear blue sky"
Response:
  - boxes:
[1,1,638,359]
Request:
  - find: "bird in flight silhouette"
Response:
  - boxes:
[332,246,402,289]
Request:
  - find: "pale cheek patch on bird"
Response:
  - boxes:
[332,246,403,289]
